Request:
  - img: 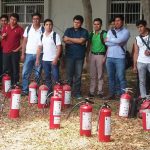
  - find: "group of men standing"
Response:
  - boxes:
[0,13,149,100]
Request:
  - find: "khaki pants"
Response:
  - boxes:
[89,53,105,94]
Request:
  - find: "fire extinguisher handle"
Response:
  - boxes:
[85,98,94,104]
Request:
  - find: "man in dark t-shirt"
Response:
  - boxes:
[63,15,88,99]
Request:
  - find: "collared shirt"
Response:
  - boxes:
[23,24,43,54]
[105,27,130,58]
[89,31,107,53]
[1,24,24,53]
[64,27,88,59]
[38,31,61,61]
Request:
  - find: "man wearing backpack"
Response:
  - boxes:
[21,12,44,96]
[104,15,130,100]
[133,20,150,100]
[87,18,107,98]
[36,19,62,93]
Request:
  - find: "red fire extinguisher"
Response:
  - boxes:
[98,103,111,142]
[119,88,132,117]
[9,85,21,118]
[49,95,62,129]
[2,74,11,98]
[38,84,49,109]
[80,102,93,137]
[28,81,38,105]
[53,82,63,98]
[142,109,150,131]
[62,82,71,109]
[67,98,94,137]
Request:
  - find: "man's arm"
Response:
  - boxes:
[52,45,62,65]
[133,41,139,73]
[21,37,27,62]
[63,36,86,45]
[35,45,42,66]
[107,30,130,44]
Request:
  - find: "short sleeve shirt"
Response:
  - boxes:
[64,27,88,59]
[38,31,61,61]
[1,24,24,53]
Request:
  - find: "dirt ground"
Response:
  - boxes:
[0,69,150,150]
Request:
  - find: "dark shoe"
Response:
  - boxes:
[88,93,94,98]
[21,91,28,96]
[97,94,104,98]
[102,94,115,100]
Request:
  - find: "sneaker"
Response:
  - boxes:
[88,93,94,98]
[102,94,115,100]
[75,94,82,100]
[21,91,28,96]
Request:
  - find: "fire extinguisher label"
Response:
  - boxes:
[54,90,62,98]
[53,101,61,115]
[41,90,48,104]
[54,116,60,124]
[12,94,21,109]
[105,117,111,135]
[119,99,129,117]
[29,88,37,103]
[5,80,11,92]
[82,112,92,130]
[64,91,71,104]
[146,112,150,129]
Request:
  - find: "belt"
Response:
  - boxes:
[91,51,106,55]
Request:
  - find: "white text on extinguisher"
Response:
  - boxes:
[12,94,21,109]
[105,117,111,135]
[29,88,37,103]
[41,90,48,104]
[119,98,129,117]
[5,80,11,92]
[82,112,92,130]
[146,112,150,129]
[53,101,61,115]
[64,91,71,104]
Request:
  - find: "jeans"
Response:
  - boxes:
[65,57,84,96]
[43,61,59,92]
[137,62,150,98]
[106,57,126,95]
[3,52,20,85]
[22,54,42,93]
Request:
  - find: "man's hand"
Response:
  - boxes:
[52,58,58,65]
[144,50,150,56]
[133,66,138,73]
[21,53,25,62]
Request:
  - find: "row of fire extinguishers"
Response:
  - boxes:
[1,73,150,142]
[1,73,72,121]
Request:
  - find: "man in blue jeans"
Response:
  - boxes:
[36,19,62,93]
[63,15,88,99]
[21,13,43,96]
[104,15,130,100]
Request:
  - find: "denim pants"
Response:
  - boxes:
[3,52,20,85]
[65,57,84,96]
[22,54,42,93]
[43,61,59,92]
[137,62,150,98]
[106,57,126,95]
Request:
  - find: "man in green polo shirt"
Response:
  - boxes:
[87,18,107,98]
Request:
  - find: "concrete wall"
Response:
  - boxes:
[48,0,107,36]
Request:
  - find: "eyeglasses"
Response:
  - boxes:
[1,19,7,22]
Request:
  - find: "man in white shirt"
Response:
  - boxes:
[21,12,44,96]
[36,19,62,93]
[133,20,150,99]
